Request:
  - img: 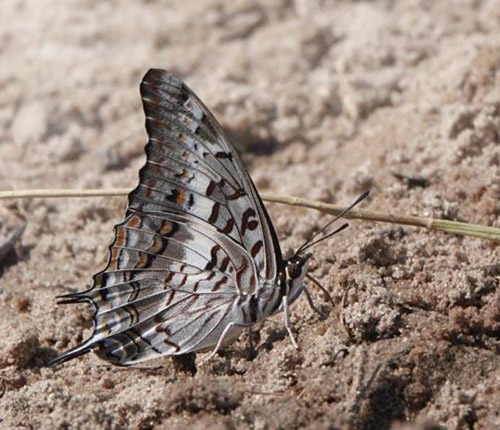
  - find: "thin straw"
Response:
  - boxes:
[1,188,499,242]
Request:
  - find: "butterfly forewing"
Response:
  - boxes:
[129,69,281,281]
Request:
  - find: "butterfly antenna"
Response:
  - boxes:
[299,222,349,254]
[295,190,369,256]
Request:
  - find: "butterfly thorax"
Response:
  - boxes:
[240,253,312,324]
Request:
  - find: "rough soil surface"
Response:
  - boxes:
[1,0,500,429]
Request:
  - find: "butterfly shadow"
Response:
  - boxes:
[226,128,279,157]
[0,224,31,278]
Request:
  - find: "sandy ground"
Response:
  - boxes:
[1,0,500,428]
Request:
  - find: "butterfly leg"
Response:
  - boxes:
[246,326,258,360]
[247,327,254,351]
[202,321,252,364]
[303,287,327,318]
[282,295,299,349]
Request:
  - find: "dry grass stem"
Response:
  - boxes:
[0,188,499,242]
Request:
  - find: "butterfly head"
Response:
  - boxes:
[285,253,312,281]
[284,253,312,301]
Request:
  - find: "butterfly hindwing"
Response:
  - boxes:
[53,212,258,365]
[94,288,240,365]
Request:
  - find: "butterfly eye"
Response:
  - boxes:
[287,262,302,280]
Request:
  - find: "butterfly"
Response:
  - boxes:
[50,69,367,366]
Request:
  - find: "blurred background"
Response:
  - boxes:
[2,1,500,429]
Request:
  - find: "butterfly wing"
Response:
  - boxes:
[50,69,281,366]
[52,211,257,365]
[130,69,282,283]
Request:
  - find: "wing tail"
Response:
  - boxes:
[48,342,93,367]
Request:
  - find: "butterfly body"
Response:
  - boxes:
[51,69,315,366]
[239,253,311,324]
